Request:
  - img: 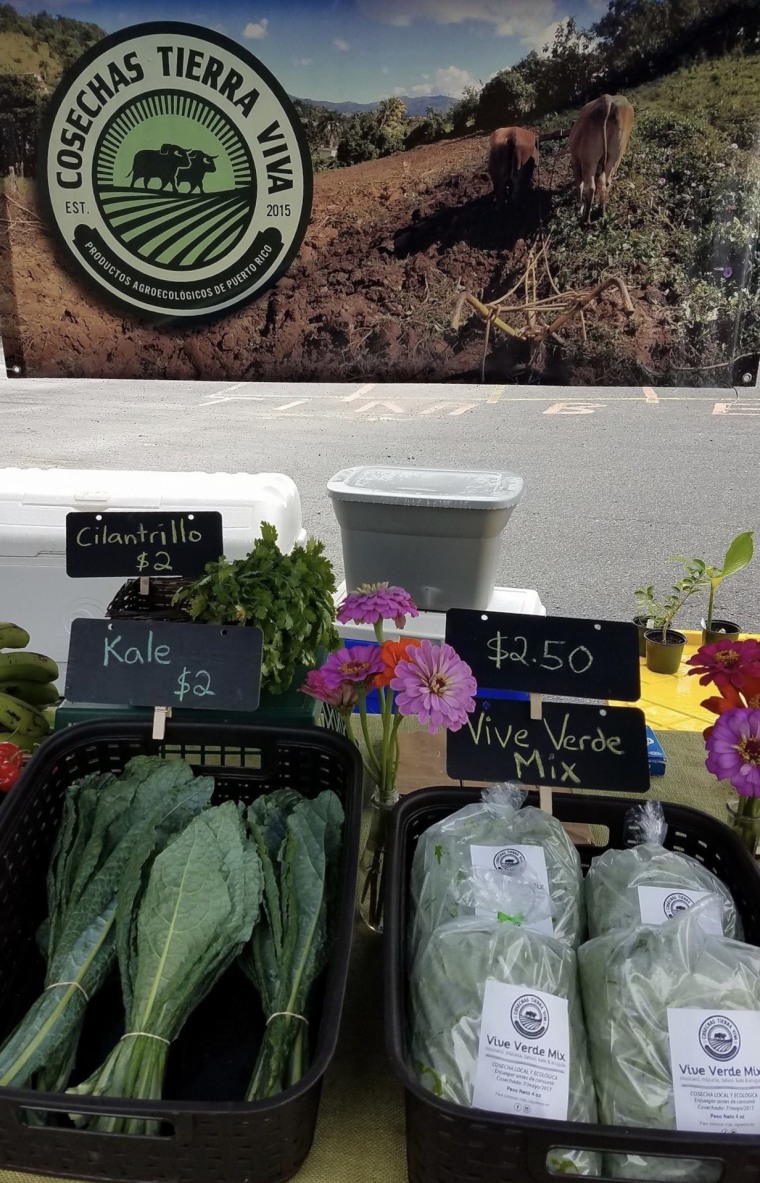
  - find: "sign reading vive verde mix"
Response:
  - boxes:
[38,22,312,323]
[447,698,650,793]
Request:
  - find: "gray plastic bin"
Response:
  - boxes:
[326,466,524,611]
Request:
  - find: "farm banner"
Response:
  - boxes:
[1,0,759,386]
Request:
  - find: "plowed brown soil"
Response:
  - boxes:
[0,134,655,383]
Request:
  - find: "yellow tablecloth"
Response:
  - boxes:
[611,630,759,733]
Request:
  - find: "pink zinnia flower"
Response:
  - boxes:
[687,638,760,689]
[391,640,477,734]
[299,668,359,713]
[319,645,384,690]
[705,707,760,796]
[337,583,419,629]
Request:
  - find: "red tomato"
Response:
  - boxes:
[0,744,23,792]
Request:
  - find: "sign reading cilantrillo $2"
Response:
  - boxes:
[39,22,312,323]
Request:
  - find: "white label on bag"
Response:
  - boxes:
[472,979,570,1119]
[637,886,723,935]
[469,844,554,934]
[667,1008,760,1133]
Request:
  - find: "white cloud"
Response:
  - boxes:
[381,65,390,74]
[413,64,475,96]
[243,17,269,40]
[357,0,566,49]
[333,37,351,50]
[293,56,313,65]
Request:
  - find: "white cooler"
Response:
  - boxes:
[0,468,305,676]
[335,582,546,643]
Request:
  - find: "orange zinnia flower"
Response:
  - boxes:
[374,638,422,688]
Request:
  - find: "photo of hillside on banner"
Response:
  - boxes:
[1,0,758,386]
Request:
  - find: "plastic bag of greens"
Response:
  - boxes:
[409,783,585,955]
[411,914,599,1177]
[579,901,760,1181]
[585,801,742,940]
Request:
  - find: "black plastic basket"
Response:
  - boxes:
[0,719,363,1183]
[107,577,191,622]
[384,787,760,1183]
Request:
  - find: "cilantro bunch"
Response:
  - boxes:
[175,524,339,695]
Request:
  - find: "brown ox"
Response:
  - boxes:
[488,126,538,209]
[569,94,634,224]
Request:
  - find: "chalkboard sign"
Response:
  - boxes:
[65,511,223,578]
[447,697,649,793]
[446,610,641,701]
[65,619,262,711]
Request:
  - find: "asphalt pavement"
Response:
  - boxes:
[1,377,758,629]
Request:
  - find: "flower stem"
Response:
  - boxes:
[357,692,383,783]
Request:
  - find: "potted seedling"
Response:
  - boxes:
[700,530,754,645]
[174,522,340,696]
[633,585,665,658]
[639,558,711,675]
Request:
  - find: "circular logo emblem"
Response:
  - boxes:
[699,1015,741,1062]
[510,994,550,1041]
[493,848,526,872]
[663,891,695,919]
[39,22,312,323]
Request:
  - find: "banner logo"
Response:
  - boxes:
[39,22,312,323]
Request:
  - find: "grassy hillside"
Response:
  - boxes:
[0,29,56,77]
[528,53,760,384]
[0,6,104,83]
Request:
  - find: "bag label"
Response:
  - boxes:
[469,843,553,934]
[667,1008,760,1133]
[472,979,570,1119]
[637,886,723,935]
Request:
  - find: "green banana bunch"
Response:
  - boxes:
[0,692,50,739]
[0,623,30,649]
[0,651,59,683]
[0,624,59,751]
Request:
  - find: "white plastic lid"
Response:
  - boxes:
[327,465,524,509]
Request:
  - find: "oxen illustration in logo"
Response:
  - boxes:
[127,143,218,194]
[492,848,526,872]
[663,891,695,919]
[699,1015,741,1062]
[510,994,550,1040]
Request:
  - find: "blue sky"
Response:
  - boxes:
[17,0,607,102]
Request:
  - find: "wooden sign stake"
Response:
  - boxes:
[530,692,543,720]
[538,784,554,815]
[139,576,150,596]
[152,705,172,740]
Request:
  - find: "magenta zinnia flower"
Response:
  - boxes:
[687,638,760,689]
[391,640,477,734]
[337,583,419,629]
[319,645,384,690]
[705,707,760,796]
[299,668,359,713]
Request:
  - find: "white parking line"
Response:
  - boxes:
[643,386,659,403]
[355,400,403,414]
[544,401,606,415]
[447,404,477,416]
[342,383,376,402]
[275,400,307,411]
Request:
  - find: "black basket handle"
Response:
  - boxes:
[522,1121,733,1182]
[0,1091,197,1146]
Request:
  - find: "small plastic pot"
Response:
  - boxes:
[633,615,651,658]
[702,619,741,646]
[645,628,687,675]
